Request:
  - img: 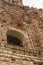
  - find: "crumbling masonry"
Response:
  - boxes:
[0,0,43,65]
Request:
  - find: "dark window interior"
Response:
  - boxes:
[12,0,15,3]
[7,34,23,47]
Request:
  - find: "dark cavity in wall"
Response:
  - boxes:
[7,34,23,47]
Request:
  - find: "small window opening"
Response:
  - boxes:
[7,30,25,47]
[2,20,6,23]
[12,0,15,3]
[2,39,4,41]
[7,35,23,46]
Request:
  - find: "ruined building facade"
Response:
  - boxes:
[4,0,23,6]
[0,0,43,65]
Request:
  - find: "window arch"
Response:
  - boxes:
[6,29,25,47]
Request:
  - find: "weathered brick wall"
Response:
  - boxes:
[0,0,43,65]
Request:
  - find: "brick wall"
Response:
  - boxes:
[0,0,43,65]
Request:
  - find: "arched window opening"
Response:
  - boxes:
[7,30,25,47]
